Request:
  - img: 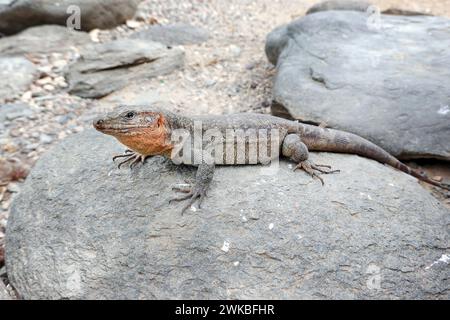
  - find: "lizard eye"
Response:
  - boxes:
[124,111,135,119]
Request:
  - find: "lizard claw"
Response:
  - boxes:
[113,150,147,169]
[294,160,340,185]
[169,184,208,215]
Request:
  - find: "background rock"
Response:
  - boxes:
[306,0,372,15]
[130,23,209,46]
[0,103,35,121]
[0,25,91,55]
[0,57,38,102]
[66,39,184,98]
[0,0,142,36]
[266,11,450,160]
[5,128,450,299]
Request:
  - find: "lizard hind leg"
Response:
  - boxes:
[282,134,339,185]
[169,162,215,215]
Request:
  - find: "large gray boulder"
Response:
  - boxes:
[0,25,91,55]
[5,128,450,299]
[0,57,38,103]
[266,11,450,161]
[0,0,141,35]
[65,39,184,98]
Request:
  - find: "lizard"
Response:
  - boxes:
[93,104,450,213]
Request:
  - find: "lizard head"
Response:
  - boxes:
[93,106,174,156]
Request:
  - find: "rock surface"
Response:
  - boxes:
[0,103,35,121]
[130,23,209,46]
[266,11,450,160]
[5,128,450,299]
[306,0,372,15]
[305,0,429,16]
[0,0,141,35]
[65,39,184,98]
[0,281,11,300]
[0,25,91,55]
[0,57,38,102]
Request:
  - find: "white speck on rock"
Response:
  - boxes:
[437,105,449,115]
[233,261,240,266]
[221,241,230,252]
[269,223,274,230]
[65,267,82,294]
[190,205,197,212]
[425,254,450,270]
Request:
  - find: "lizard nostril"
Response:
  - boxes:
[94,119,104,127]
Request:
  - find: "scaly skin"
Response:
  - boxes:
[93,104,450,213]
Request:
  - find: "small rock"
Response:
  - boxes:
[36,77,53,86]
[229,45,241,58]
[43,84,55,92]
[204,79,216,87]
[433,176,443,182]
[24,143,39,152]
[126,20,142,29]
[39,134,53,144]
[7,182,20,193]
[0,104,34,121]
[129,23,209,46]
[89,29,101,43]
[245,62,256,70]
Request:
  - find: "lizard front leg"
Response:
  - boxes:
[170,162,215,214]
[282,134,339,185]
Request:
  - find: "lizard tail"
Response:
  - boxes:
[299,125,450,191]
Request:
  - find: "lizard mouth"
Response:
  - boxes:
[93,118,145,135]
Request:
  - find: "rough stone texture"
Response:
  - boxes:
[0,57,38,102]
[266,11,450,160]
[305,0,429,16]
[0,103,35,121]
[0,0,141,35]
[306,0,372,15]
[130,23,209,46]
[65,39,184,98]
[5,128,450,299]
[0,281,11,300]
[0,25,91,55]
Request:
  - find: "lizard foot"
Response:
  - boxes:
[113,150,148,169]
[169,184,207,215]
[294,160,340,185]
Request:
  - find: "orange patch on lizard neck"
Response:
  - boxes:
[115,114,173,156]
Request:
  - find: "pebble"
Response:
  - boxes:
[126,20,142,29]
[36,77,53,85]
[39,134,54,144]
[229,45,241,58]
[7,182,20,193]
[245,62,256,70]
[43,84,55,92]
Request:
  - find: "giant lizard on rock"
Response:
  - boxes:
[93,105,450,213]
